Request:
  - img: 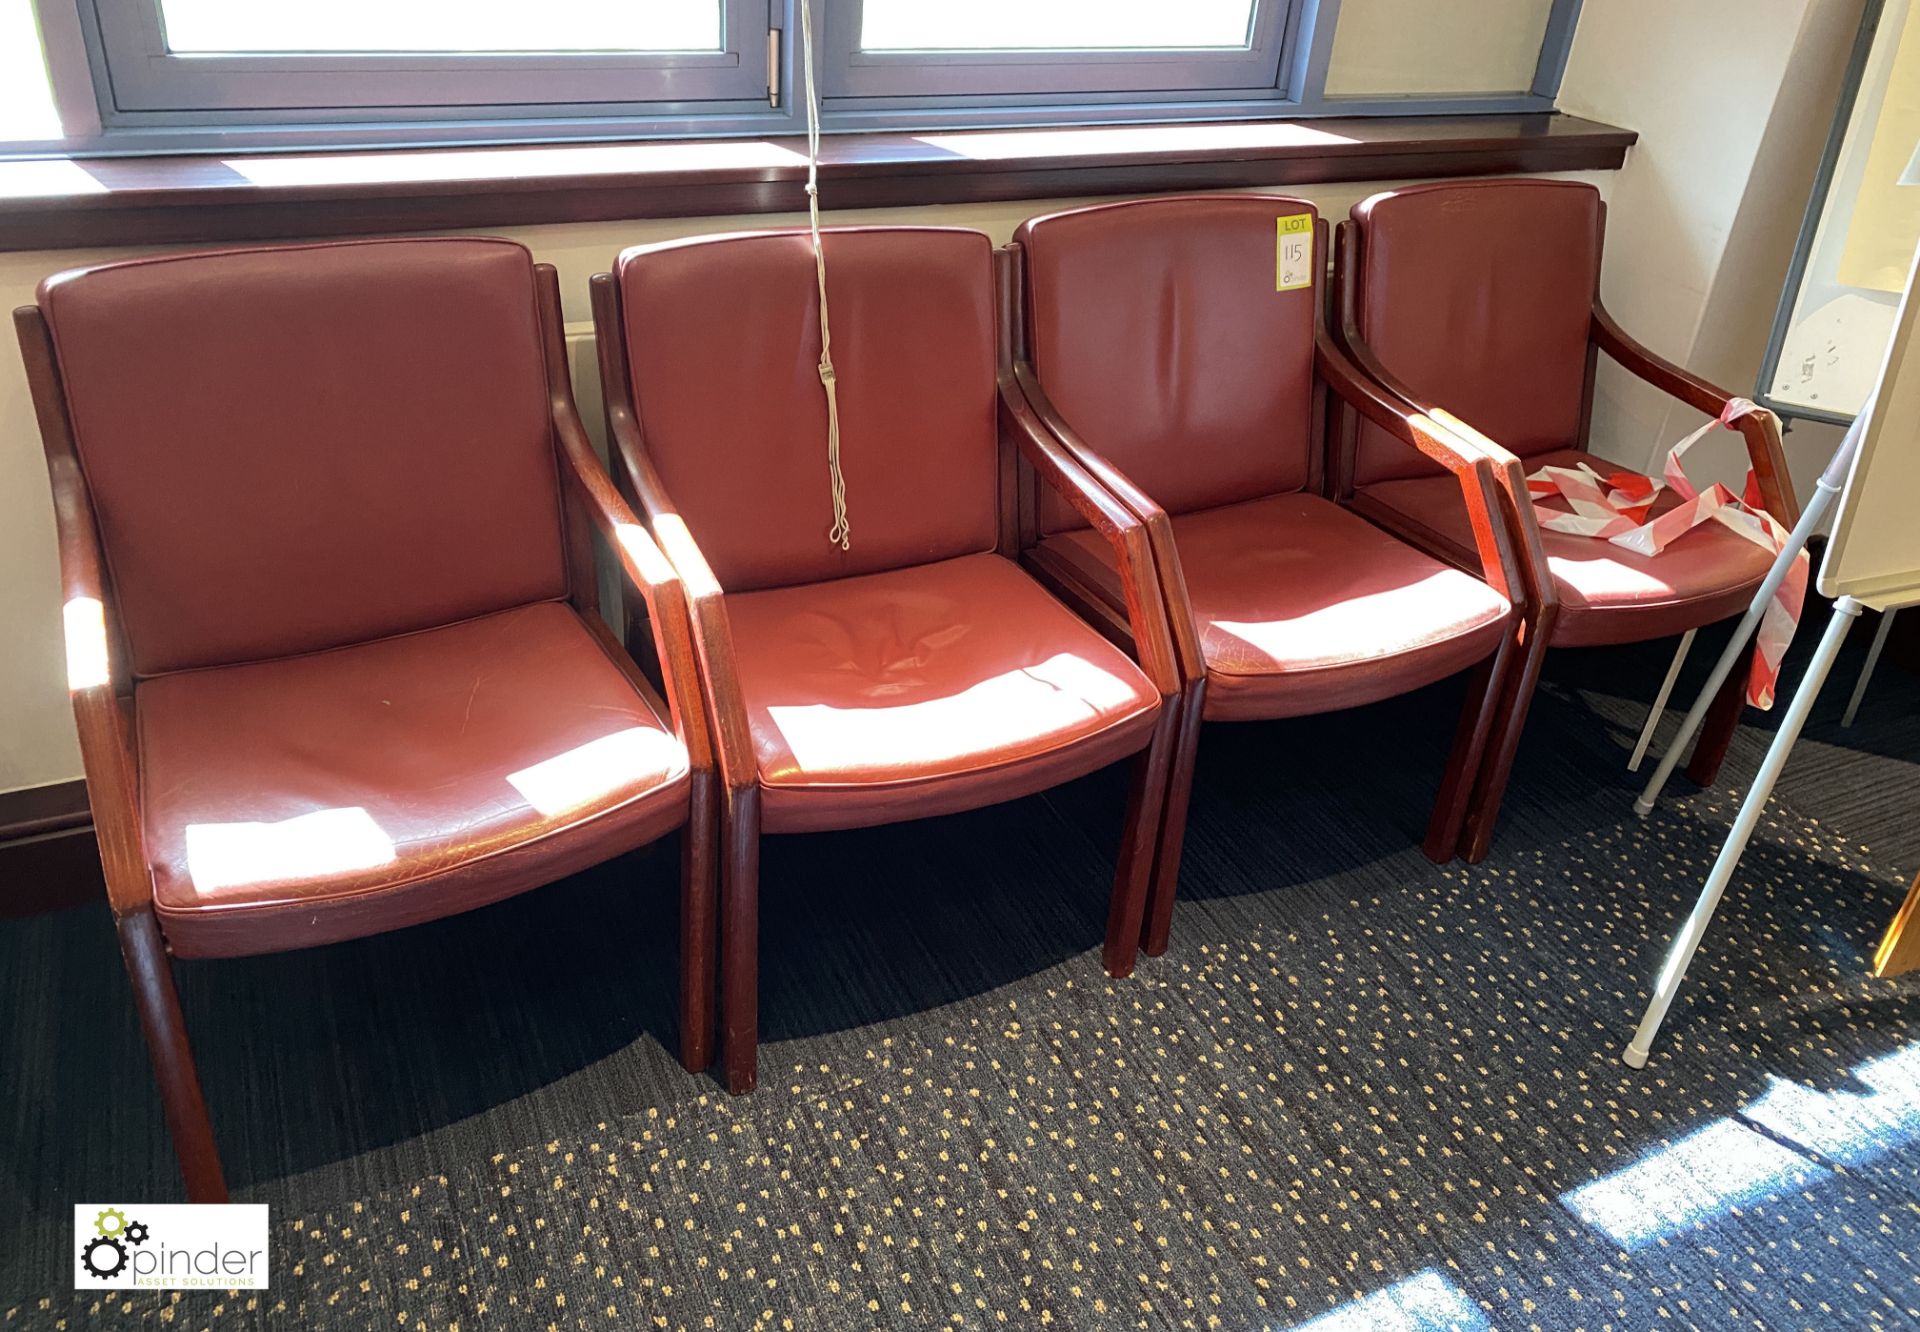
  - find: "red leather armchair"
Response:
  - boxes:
[1008,195,1525,952]
[17,238,712,1202]
[592,226,1183,1094]
[1331,179,1800,860]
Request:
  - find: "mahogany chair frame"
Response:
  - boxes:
[589,250,1184,1096]
[999,215,1529,957]
[1330,207,1800,862]
[14,261,715,1203]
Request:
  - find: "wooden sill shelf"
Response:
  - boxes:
[0,113,1634,253]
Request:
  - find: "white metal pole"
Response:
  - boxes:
[1623,595,1863,1068]
[1634,415,1866,817]
[1842,608,1897,727]
[1629,629,1695,772]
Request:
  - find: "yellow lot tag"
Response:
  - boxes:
[1276,215,1313,292]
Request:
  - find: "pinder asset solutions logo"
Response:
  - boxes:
[74,1204,270,1290]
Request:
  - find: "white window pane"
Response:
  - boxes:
[1325,0,1551,95]
[861,0,1257,52]
[0,0,61,140]
[158,0,723,54]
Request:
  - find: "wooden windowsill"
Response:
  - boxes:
[0,113,1633,253]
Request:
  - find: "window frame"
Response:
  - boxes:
[9,0,1585,157]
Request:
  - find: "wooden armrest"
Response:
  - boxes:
[1008,363,1205,690]
[999,368,1184,697]
[1592,302,1799,524]
[536,264,713,782]
[1328,315,1558,618]
[550,411,713,774]
[1316,334,1524,607]
[1425,407,1561,619]
[612,428,755,799]
[16,305,152,917]
[586,276,757,799]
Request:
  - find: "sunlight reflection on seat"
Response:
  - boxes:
[1286,1268,1490,1331]
[765,652,1138,774]
[506,726,682,817]
[1543,545,1684,598]
[1560,1118,1822,1249]
[1211,570,1472,665]
[63,596,110,691]
[912,121,1356,161]
[185,807,396,892]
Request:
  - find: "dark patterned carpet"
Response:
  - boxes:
[3,605,1917,1331]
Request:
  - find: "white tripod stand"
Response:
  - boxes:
[1622,412,1870,1068]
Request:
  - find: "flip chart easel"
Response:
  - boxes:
[1623,237,1920,1067]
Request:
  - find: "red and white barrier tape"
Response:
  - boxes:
[1524,398,1804,709]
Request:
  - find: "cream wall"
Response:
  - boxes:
[0,172,1612,795]
[1325,0,1554,95]
[1558,0,1867,493]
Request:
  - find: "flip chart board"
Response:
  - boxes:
[1819,236,1920,611]
[1762,0,1920,424]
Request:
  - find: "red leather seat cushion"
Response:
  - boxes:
[137,603,689,958]
[724,553,1161,833]
[1039,493,1511,721]
[1360,450,1773,646]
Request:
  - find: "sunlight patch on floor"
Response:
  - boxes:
[1562,1039,1920,1250]
[1286,1268,1490,1331]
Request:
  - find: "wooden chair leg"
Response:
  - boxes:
[677,770,718,1074]
[1141,687,1205,958]
[1460,615,1552,864]
[719,786,762,1096]
[117,911,227,1204]
[1686,645,1754,787]
[1422,645,1508,863]
[1104,710,1176,979]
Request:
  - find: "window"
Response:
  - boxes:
[826,0,1294,101]
[153,1,723,54]
[6,0,1582,153]
[84,0,772,117]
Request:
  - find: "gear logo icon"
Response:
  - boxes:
[80,1235,128,1279]
[78,1209,148,1283]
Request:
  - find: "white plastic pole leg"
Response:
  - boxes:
[1841,608,1897,727]
[1623,595,1863,1068]
[1634,414,1866,817]
[1629,629,1696,772]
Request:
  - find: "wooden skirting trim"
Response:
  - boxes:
[0,780,100,918]
[0,778,89,841]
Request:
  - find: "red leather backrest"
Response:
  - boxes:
[40,238,567,677]
[1349,179,1602,485]
[1017,196,1320,533]
[613,227,998,591]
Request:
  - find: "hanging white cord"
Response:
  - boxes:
[799,0,850,549]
